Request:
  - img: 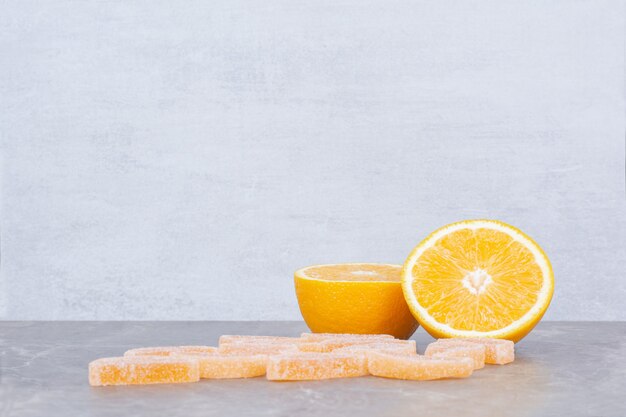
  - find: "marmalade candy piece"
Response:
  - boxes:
[124,346,217,356]
[424,341,485,369]
[124,346,179,356]
[436,338,515,365]
[297,341,347,353]
[88,356,199,386]
[367,352,473,380]
[218,335,301,355]
[178,346,219,354]
[300,339,417,354]
[266,353,368,381]
[219,335,301,346]
[218,343,298,355]
[334,342,418,369]
[333,340,417,356]
[174,351,268,379]
[300,333,394,342]
[297,340,376,353]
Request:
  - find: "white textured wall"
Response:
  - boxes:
[1,0,624,320]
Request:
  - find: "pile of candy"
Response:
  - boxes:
[88,333,514,386]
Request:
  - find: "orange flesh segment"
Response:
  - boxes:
[424,341,485,369]
[411,227,544,332]
[367,352,473,380]
[88,356,199,386]
[266,353,368,381]
[301,264,401,282]
[124,346,217,356]
[174,351,268,379]
[437,338,515,365]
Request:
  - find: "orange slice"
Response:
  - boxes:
[402,220,553,342]
[294,263,418,339]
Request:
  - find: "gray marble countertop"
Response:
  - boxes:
[1,321,625,417]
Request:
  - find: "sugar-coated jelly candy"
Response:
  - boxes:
[124,346,217,357]
[300,333,394,342]
[436,338,514,365]
[367,352,473,380]
[88,356,199,386]
[218,343,298,355]
[218,335,300,345]
[333,340,417,356]
[425,341,486,369]
[266,353,367,381]
[174,351,268,379]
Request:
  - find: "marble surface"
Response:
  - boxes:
[1,321,625,417]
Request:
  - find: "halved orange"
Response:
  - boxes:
[402,220,553,342]
[294,263,419,339]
